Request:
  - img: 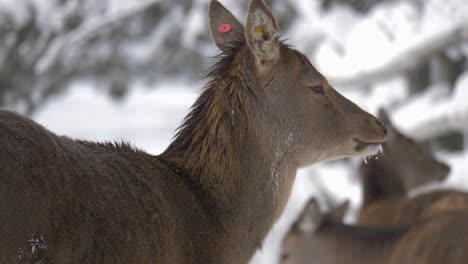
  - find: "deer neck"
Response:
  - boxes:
[160,46,298,260]
[361,160,406,206]
[316,220,404,264]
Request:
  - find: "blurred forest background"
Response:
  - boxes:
[1,0,467,263]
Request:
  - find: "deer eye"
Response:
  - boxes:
[309,85,324,94]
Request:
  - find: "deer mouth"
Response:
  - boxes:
[353,138,382,156]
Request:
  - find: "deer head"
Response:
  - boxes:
[362,109,450,190]
[207,0,388,170]
[279,198,350,264]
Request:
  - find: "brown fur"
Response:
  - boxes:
[0,109,206,263]
[357,109,467,226]
[359,190,468,226]
[280,199,468,264]
[0,1,387,263]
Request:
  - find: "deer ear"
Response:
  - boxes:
[328,200,350,222]
[209,0,245,51]
[245,0,280,68]
[297,198,323,233]
[377,108,393,129]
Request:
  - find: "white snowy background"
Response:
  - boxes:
[2,0,468,263]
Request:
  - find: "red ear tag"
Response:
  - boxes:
[218,23,232,33]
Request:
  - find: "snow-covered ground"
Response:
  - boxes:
[31,80,467,264]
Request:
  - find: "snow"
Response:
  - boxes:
[0,0,30,27]
[393,72,468,141]
[34,81,197,154]
[35,0,163,75]
[182,0,206,49]
[315,0,468,85]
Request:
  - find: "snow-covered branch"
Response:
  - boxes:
[392,72,468,141]
[328,20,468,87]
[36,0,161,74]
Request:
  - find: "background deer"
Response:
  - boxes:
[280,198,468,264]
[358,109,468,226]
[0,0,387,263]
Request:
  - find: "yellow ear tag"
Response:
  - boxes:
[255,26,264,37]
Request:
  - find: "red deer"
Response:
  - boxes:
[358,109,468,226]
[0,0,387,263]
[280,198,468,264]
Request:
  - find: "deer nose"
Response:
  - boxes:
[376,120,388,136]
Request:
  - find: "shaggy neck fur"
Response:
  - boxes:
[160,42,297,261]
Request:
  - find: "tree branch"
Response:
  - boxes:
[35,0,162,75]
[328,20,468,87]
[392,77,468,141]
